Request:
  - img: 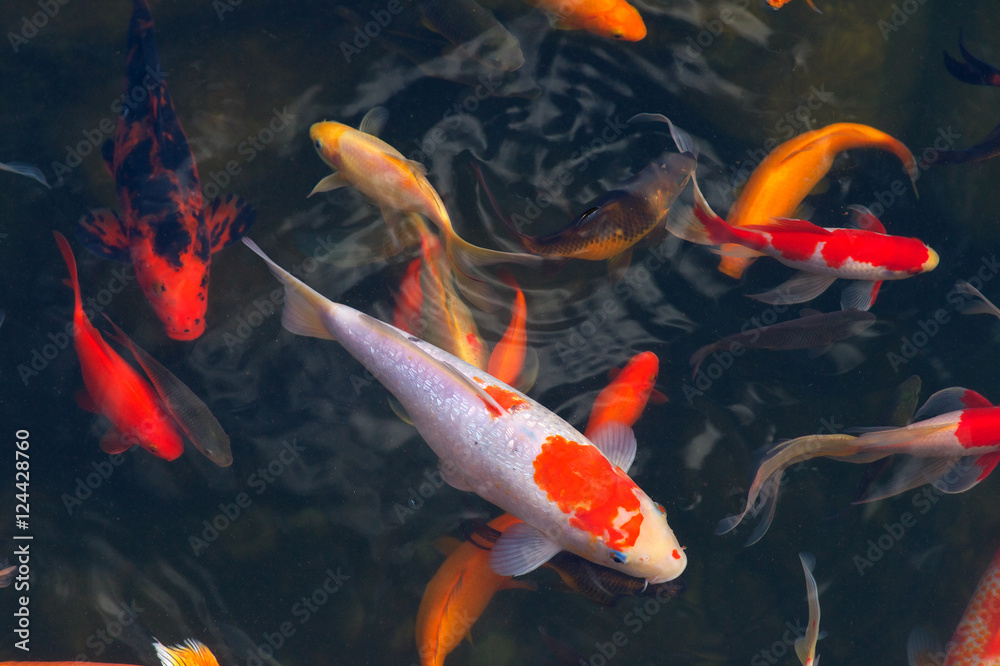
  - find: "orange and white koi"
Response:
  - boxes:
[525,0,646,41]
[77,0,254,340]
[55,232,183,461]
[244,237,686,583]
[718,387,1000,545]
[0,639,219,666]
[415,513,536,666]
[796,553,821,666]
[704,123,918,279]
[669,189,938,311]
[908,540,1000,665]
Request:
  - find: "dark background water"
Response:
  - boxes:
[0,0,999,664]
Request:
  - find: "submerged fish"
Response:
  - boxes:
[77,0,255,340]
[55,231,183,461]
[584,351,663,436]
[689,308,876,378]
[718,386,1000,545]
[243,237,687,583]
[908,539,1000,665]
[0,160,50,188]
[1,639,219,666]
[525,0,646,41]
[796,553,822,666]
[418,0,524,71]
[704,123,918,279]
[767,0,821,12]
[669,189,938,311]
[416,513,536,666]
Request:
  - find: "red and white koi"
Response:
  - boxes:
[243,237,686,583]
[667,182,938,311]
[717,387,1000,545]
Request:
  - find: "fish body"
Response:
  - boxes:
[417,0,524,71]
[670,191,938,310]
[937,35,1000,166]
[689,309,876,377]
[525,0,646,41]
[718,387,1000,544]
[76,0,254,340]
[54,232,183,461]
[584,351,660,435]
[796,553,821,666]
[487,279,528,386]
[711,123,918,279]
[2,639,219,666]
[243,237,686,583]
[908,541,1000,665]
[504,152,695,275]
[416,514,535,666]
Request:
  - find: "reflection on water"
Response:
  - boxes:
[1,0,999,664]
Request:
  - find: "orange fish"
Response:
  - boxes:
[767,0,821,12]
[526,0,646,41]
[705,123,918,279]
[486,278,527,386]
[415,513,536,666]
[393,257,424,335]
[1,639,219,666]
[55,231,183,461]
[584,351,663,437]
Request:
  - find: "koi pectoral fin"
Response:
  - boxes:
[99,426,133,455]
[77,209,131,262]
[205,194,256,252]
[839,280,881,312]
[489,522,562,576]
[308,172,349,197]
[749,272,837,307]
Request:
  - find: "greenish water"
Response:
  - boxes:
[1,0,999,664]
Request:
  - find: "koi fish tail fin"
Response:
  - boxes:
[205,194,256,252]
[154,639,220,666]
[943,30,1000,88]
[860,451,1000,504]
[716,434,859,545]
[666,175,735,248]
[906,627,945,666]
[442,232,542,312]
[626,113,700,159]
[241,238,338,341]
[53,231,83,307]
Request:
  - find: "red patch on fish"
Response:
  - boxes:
[955,408,1000,450]
[484,385,527,412]
[532,435,642,551]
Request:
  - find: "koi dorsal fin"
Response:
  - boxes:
[358,106,389,137]
[588,422,637,472]
[847,205,886,233]
[205,194,256,253]
[77,209,131,262]
[914,387,992,421]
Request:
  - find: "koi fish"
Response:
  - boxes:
[243,237,687,583]
[77,0,255,340]
[767,0,821,12]
[936,33,1000,166]
[689,308,876,378]
[955,279,1000,318]
[416,513,536,666]
[55,231,183,461]
[525,0,646,41]
[393,257,424,335]
[417,0,524,71]
[796,553,821,666]
[668,189,938,311]
[0,639,219,666]
[309,108,541,282]
[908,540,1000,665]
[486,275,528,386]
[717,386,1000,545]
[703,123,918,279]
[491,149,695,278]
[584,351,662,436]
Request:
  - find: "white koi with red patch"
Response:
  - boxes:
[243,238,686,584]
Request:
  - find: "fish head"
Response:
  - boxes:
[309,122,349,170]
[583,5,647,42]
[121,407,185,461]
[600,493,687,584]
[921,246,940,273]
[134,242,210,340]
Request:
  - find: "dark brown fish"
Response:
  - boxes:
[690,309,876,378]
[937,32,1000,165]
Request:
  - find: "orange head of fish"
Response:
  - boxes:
[133,235,211,341]
[310,121,350,170]
[585,3,647,41]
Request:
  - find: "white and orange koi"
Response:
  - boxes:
[718,387,1000,545]
[243,237,686,583]
[668,183,938,311]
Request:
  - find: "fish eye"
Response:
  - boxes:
[655,502,666,517]
[609,550,626,565]
[314,139,322,149]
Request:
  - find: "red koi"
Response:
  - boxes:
[669,183,938,311]
[487,277,527,386]
[76,0,254,340]
[584,351,662,437]
[718,387,1000,545]
[55,231,182,460]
